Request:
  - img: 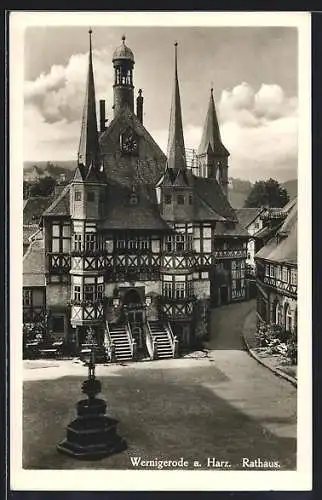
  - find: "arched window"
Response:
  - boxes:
[284,303,292,332]
[274,301,281,325]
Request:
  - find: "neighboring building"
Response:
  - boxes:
[23,33,248,360]
[236,208,264,269]
[255,198,297,332]
[23,238,46,323]
[23,197,53,254]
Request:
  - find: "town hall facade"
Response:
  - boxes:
[23,32,249,361]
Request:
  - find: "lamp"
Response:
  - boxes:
[112,297,120,308]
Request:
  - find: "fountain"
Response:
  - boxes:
[57,346,127,459]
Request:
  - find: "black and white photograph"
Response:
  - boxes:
[10,11,311,491]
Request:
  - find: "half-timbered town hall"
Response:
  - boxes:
[23,31,249,361]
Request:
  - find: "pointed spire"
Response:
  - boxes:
[197,87,229,156]
[77,29,101,178]
[166,42,186,172]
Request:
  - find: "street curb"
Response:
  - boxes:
[242,316,297,388]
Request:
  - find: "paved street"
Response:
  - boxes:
[22,301,297,470]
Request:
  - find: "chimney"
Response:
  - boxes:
[136,89,143,124]
[99,100,107,133]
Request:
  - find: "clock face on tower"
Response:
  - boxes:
[121,131,138,154]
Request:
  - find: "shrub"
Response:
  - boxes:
[255,320,297,364]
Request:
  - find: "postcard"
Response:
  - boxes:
[10,10,312,492]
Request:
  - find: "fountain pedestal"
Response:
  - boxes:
[57,348,127,460]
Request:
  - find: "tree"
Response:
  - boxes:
[29,176,56,197]
[244,178,289,208]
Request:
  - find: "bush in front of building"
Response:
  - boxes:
[255,320,297,365]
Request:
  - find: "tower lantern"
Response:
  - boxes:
[112,35,135,117]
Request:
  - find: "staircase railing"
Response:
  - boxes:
[165,322,179,358]
[105,321,115,362]
[145,321,156,360]
[126,321,137,360]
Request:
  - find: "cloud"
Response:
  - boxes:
[217,83,298,180]
[24,51,298,182]
[24,49,113,124]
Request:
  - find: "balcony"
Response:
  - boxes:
[257,275,297,298]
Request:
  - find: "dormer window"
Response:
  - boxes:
[87,191,95,202]
[165,194,172,205]
[75,191,82,201]
[177,194,185,205]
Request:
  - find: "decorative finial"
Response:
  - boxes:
[210,81,214,95]
[122,34,126,43]
[174,41,178,47]
[89,27,92,35]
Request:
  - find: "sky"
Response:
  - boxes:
[24,25,298,182]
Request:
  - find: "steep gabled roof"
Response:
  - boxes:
[194,177,237,222]
[99,182,170,231]
[166,43,187,173]
[198,88,229,156]
[42,185,70,217]
[100,104,166,161]
[76,30,105,183]
[255,200,297,265]
[23,238,46,287]
[236,207,264,229]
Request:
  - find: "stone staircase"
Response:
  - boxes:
[148,321,174,359]
[107,324,133,362]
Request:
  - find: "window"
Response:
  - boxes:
[87,191,95,202]
[73,285,81,301]
[265,264,270,276]
[175,282,185,299]
[291,268,297,285]
[275,302,281,325]
[247,252,251,260]
[276,266,281,280]
[116,239,126,250]
[189,194,193,205]
[270,265,275,278]
[129,239,138,250]
[52,316,65,333]
[165,195,172,205]
[176,233,185,252]
[85,234,96,251]
[74,234,82,251]
[75,191,82,201]
[187,233,193,251]
[187,279,193,297]
[165,235,173,252]
[284,303,293,332]
[139,238,149,250]
[51,222,71,253]
[23,289,32,307]
[163,281,173,298]
[97,284,104,300]
[282,267,288,282]
[84,284,95,302]
[177,194,185,205]
[254,222,260,229]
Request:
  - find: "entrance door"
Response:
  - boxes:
[220,286,228,305]
[122,289,145,352]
